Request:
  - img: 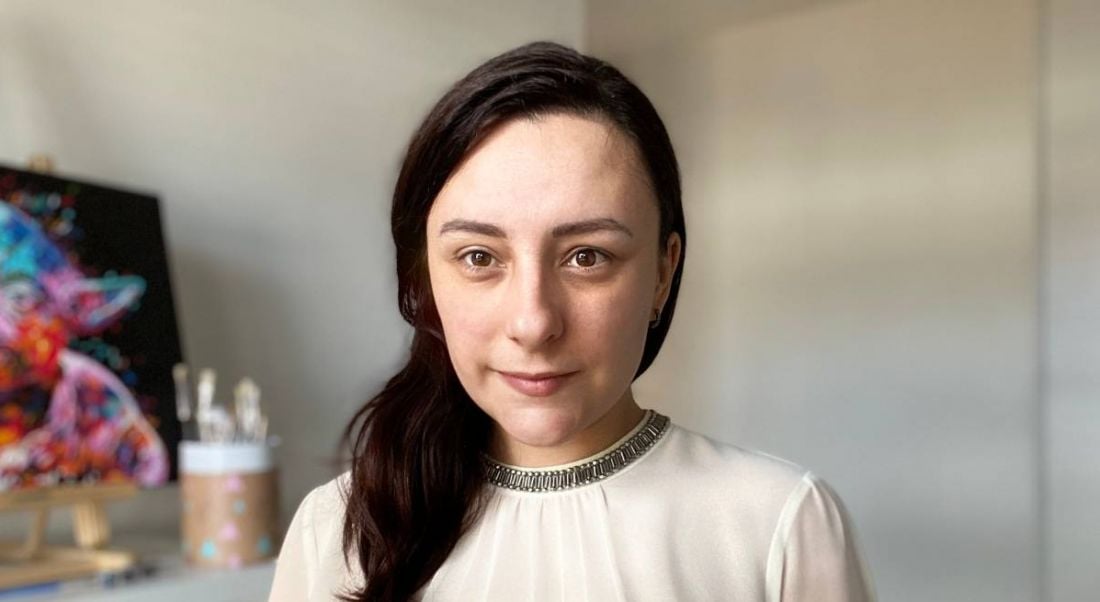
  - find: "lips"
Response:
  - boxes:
[497,370,577,397]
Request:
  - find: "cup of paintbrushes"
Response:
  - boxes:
[178,440,279,568]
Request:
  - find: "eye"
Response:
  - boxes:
[567,248,609,271]
[458,249,497,272]
[456,248,611,274]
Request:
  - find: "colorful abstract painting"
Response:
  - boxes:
[0,165,184,491]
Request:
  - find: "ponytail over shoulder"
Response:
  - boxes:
[338,327,489,600]
[339,41,686,601]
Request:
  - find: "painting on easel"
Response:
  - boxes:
[0,165,184,492]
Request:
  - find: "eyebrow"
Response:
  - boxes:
[438,218,634,239]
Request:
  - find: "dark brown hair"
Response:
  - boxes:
[338,41,687,601]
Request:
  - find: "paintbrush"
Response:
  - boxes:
[172,363,198,441]
[196,368,216,442]
[233,378,266,442]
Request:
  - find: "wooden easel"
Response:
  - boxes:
[0,155,139,590]
[0,482,138,588]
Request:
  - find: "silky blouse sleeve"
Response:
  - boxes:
[765,472,877,602]
[268,487,319,602]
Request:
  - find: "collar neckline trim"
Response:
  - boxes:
[481,410,671,493]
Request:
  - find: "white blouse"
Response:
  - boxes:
[269,411,876,601]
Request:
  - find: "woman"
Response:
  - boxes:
[269,41,875,601]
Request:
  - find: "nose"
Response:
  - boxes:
[503,258,564,349]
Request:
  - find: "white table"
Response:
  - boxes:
[3,534,276,602]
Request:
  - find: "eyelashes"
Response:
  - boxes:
[456,248,611,275]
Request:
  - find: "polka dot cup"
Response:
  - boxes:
[179,441,279,569]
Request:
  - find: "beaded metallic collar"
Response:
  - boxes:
[482,410,671,493]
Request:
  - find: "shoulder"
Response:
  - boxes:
[638,422,851,540]
[270,471,351,600]
[280,470,351,567]
[306,471,351,512]
[645,422,875,598]
[646,422,812,498]
[294,471,351,537]
[271,471,360,601]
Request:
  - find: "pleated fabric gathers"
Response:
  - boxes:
[269,410,877,602]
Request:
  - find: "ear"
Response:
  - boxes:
[654,232,682,314]
[63,275,146,335]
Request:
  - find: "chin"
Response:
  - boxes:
[494,404,586,448]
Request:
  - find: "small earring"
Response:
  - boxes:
[649,307,661,329]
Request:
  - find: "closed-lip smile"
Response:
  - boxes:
[498,370,575,380]
[496,370,578,396]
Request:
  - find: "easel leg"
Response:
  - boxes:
[7,508,49,561]
[73,502,109,550]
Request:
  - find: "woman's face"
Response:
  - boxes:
[426,113,680,454]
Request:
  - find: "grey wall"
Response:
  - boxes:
[587,1,1041,601]
[3,2,1099,600]
[0,0,582,533]
[1044,1,1100,601]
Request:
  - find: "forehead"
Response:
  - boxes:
[428,113,654,231]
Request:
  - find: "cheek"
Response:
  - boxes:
[574,277,653,371]
[429,274,495,369]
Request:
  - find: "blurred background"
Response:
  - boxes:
[1,0,1096,600]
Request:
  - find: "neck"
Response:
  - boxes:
[489,390,646,468]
